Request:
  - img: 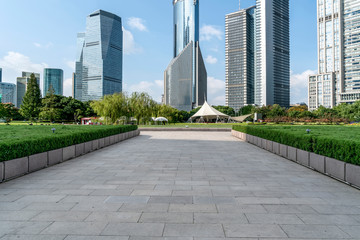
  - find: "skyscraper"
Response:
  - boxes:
[75,10,123,102]
[308,0,360,110]
[16,72,40,107]
[43,68,63,96]
[0,68,2,82]
[164,0,207,112]
[225,0,290,110]
[254,0,290,107]
[0,83,16,104]
[225,7,255,112]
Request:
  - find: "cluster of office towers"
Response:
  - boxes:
[0,68,63,107]
[225,0,290,112]
[308,0,360,110]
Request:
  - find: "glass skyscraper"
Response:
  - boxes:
[164,0,207,112]
[0,83,16,104]
[225,0,290,110]
[254,0,290,107]
[16,72,40,107]
[225,7,255,112]
[75,10,123,102]
[43,68,63,96]
[309,0,360,110]
[0,68,2,82]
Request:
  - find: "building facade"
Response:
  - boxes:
[254,0,290,107]
[225,0,290,110]
[0,83,16,104]
[43,68,63,96]
[164,0,207,112]
[75,10,123,102]
[309,0,360,110]
[225,7,255,112]
[16,72,40,107]
[0,68,2,82]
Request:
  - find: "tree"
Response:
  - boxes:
[212,105,235,116]
[239,105,255,115]
[19,73,42,122]
[39,87,62,122]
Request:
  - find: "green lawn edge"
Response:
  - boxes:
[232,125,360,166]
[0,125,137,162]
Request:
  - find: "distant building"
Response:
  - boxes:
[225,0,290,110]
[0,83,16,104]
[309,0,360,110]
[164,0,207,112]
[72,72,76,98]
[0,68,2,82]
[16,72,40,107]
[75,10,123,101]
[225,7,256,112]
[43,68,63,96]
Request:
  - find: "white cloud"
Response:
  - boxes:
[66,60,75,71]
[208,76,225,95]
[127,17,148,32]
[122,27,142,55]
[207,76,225,106]
[125,80,164,102]
[205,55,218,64]
[290,69,317,104]
[212,95,225,106]
[200,25,222,41]
[63,78,73,97]
[33,42,53,49]
[0,52,49,95]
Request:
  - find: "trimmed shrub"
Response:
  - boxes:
[0,125,137,162]
[233,125,360,166]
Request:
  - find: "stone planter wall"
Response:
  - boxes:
[0,129,140,183]
[231,130,360,189]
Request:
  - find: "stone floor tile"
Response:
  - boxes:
[169,204,217,213]
[223,224,287,238]
[246,213,303,224]
[194,213,248,224]
[139,212,193,223]
[101,223,164,237]
[85,212,141,222]
[119,203,169,213]
[0,235,66,240]
[41,222,107,235]
[31,211,91,222]
[281,224,351,238]
[163,223,224,237]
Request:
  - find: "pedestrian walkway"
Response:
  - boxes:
[0,131,360,239]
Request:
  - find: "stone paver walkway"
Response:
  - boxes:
[1,131,360,239]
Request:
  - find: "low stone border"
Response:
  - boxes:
[0,129,140,183]
[232,130,360,189]
[139,128,231,132]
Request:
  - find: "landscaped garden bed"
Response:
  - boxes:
[0,125,137,162]
[233,125,360,166]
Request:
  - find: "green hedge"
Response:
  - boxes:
[233,125,360,166]
[0,125,137,162]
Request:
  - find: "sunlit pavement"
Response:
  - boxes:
[0,131,360,239]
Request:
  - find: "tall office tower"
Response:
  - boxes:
[225,6,255,112]
[164,0,207,111]
[254,0,290,107]
[309,0,360,110]
[75,10,123,102]
[43,68,63,96]
[0,68,2,82]
[0,83,16,104]
[16,72,40,107]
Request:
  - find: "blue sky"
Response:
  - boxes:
[0,0,317,105]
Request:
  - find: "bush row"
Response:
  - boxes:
[0,125,137,162]
[233,125,360,166]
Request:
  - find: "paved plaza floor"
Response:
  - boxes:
[1,131,360,239]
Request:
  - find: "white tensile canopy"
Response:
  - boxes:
[190,101,230,123]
